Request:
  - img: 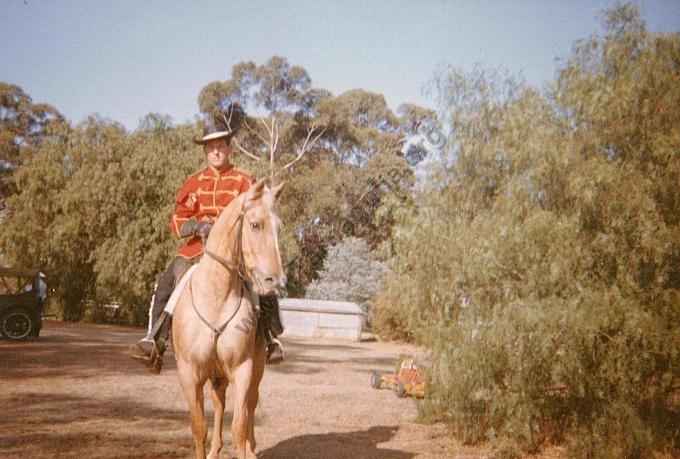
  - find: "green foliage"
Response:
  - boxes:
[0,114,201,322]
[89,115,201,323]
[305,236,387,306]
[375,4,679,457]
[1,58,434,320]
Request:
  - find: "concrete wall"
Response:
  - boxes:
[279,298,364,341]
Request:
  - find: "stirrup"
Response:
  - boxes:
[149,353,164,374]
[129,338,154,363]
[148,338,167,374]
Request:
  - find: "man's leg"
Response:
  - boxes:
[129,256,190,370]
[259,295,285,363]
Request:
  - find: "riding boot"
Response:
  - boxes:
[128,311,170,368]
[148,314,171,374]
[260,295,285,364]
[129,256,189,371]
[266,334,285,364]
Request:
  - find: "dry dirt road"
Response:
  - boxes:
[0,319,490,458]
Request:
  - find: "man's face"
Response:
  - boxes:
[204,138,232,170]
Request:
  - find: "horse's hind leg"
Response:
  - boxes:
[178,360,208,459]
[207,380,227,459]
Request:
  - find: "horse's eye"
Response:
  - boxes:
[251,221,260,230]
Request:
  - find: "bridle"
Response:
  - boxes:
[203,199,251,285]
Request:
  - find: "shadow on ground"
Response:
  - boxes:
[259,425,416,459]
[0,321,177,379]
[0,392,196,458]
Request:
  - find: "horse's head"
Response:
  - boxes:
[240,178,286,296]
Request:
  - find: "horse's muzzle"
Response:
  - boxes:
[254,272,286,295]
[263,274,286,289]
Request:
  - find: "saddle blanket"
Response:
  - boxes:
[164,264,198,316]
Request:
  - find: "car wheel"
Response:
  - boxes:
[395,380,406,398]
[370,370,382,389]
[1,308,33,340]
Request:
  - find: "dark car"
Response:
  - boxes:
[0,266,46,340]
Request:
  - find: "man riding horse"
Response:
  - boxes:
[129,116,284,373]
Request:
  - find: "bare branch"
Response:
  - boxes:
[272,115,280,157]
[234,140,261,161]
[219,111,232,132]
[259,115,273,137]
[301,125,325,154]
[269,114,277,183]
[275,125,326,177]
[242,118,269,145]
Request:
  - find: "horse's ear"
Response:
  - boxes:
[247,178,266,201]
[271,181,285,200]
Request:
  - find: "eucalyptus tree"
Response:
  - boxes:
[198,56,437,294]
[198,56,325,182]
[0,82,66,204]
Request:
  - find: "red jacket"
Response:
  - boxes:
[170,164,254,259]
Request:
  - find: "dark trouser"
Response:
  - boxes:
[149,256,283,341]
[259,295,283,338]
[150,256,193,340]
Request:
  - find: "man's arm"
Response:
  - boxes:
[169,176,199,237]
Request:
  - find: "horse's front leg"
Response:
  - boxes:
[231,361,256,459]
[207,380,228,459]
[246,341,266,452]
[177,359,208,459]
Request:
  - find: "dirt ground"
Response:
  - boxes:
[0,320,496,458]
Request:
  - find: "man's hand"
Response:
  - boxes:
[179,218,198,238]
[179,218,213,242]
[196,221,213,242]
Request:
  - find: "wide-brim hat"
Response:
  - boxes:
[194,118,235,145]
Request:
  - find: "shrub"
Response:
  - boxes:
[376,4,680,456]
[305,236,387,309]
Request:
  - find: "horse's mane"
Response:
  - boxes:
[204,192,247,258]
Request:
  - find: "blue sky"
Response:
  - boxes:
[2,1,679,130]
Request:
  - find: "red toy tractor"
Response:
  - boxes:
[370,354,425,398]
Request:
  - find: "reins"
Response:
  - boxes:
[203,204,251,284]
[187,198,259,376]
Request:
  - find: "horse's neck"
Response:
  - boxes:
[197,197,243,299]
[205,196,242,264]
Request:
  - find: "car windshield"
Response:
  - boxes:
[0,275,33,294]
[0,267,39,295]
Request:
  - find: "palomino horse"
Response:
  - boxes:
[171,178,285,459]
